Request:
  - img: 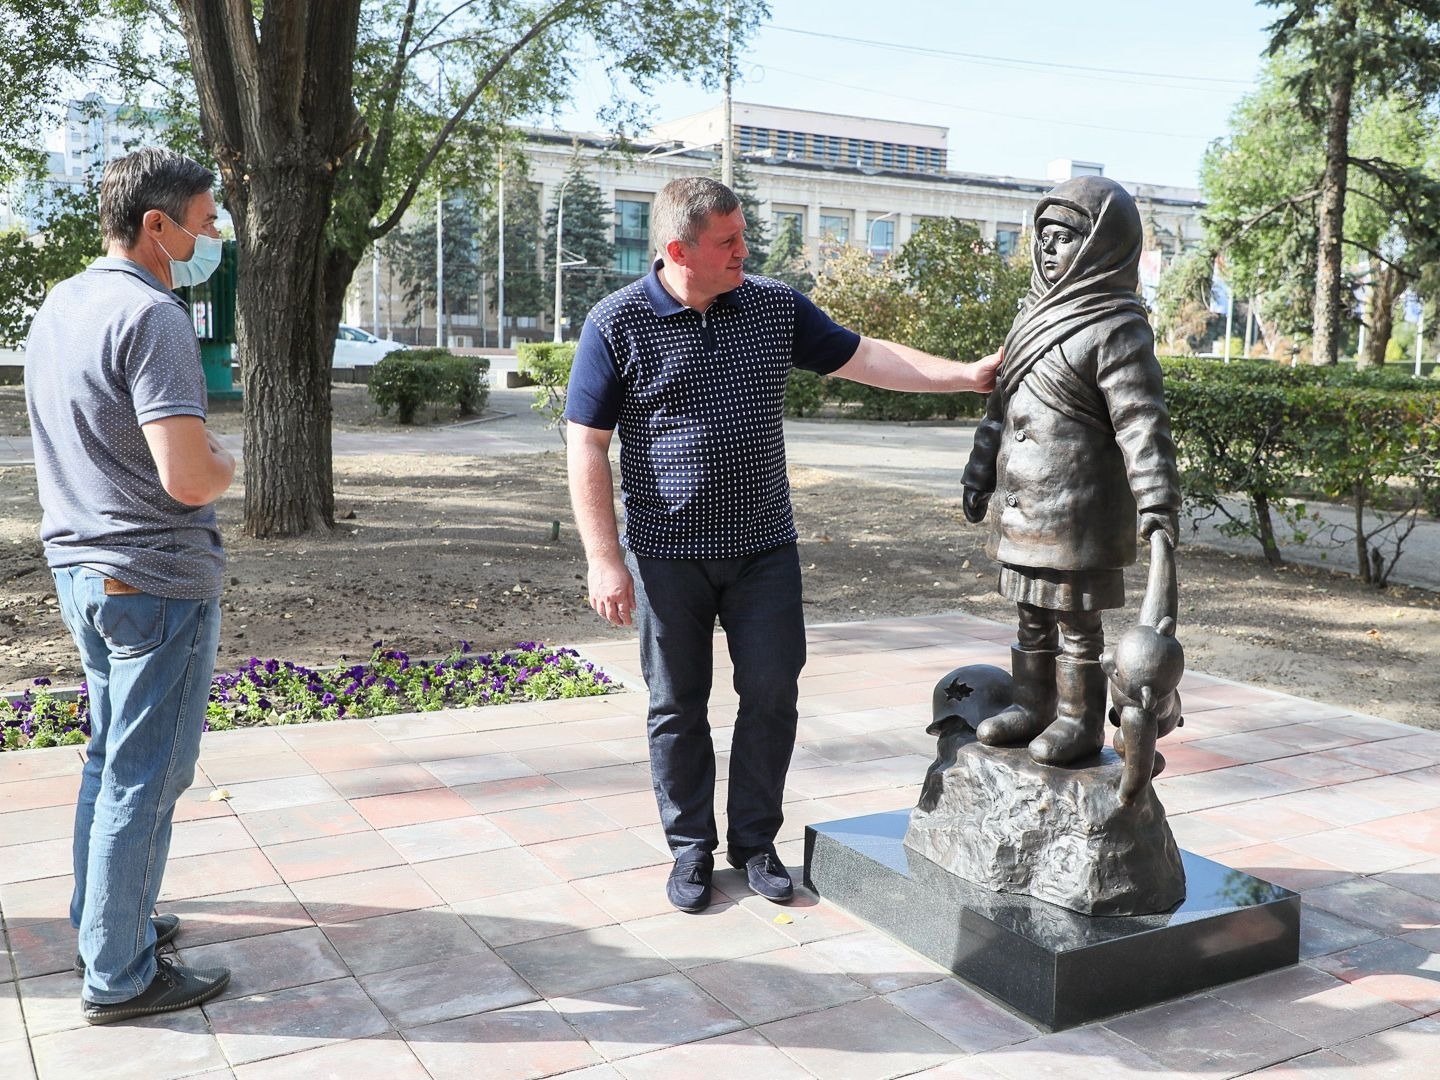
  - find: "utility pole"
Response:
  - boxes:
[435,66,445,348]
[497,162,506,351]
[721,0,734,188]
[371,235,381,337]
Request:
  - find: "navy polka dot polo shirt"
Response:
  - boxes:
[565,262,860,559]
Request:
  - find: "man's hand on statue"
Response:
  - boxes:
[587,557,636,626]
[971,350,1002,393]
[963,487,991,523]
[1139,510,1179,547]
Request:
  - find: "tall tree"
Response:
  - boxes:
[544,165,614,337]
[761,215,814,293]
[158,0,766,536]
[480,175,546,327]
[1262,0,1440,365]
[389,193,481,327]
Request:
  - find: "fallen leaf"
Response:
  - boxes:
[209,788,232,801]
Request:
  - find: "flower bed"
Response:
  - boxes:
[1,642,615,751]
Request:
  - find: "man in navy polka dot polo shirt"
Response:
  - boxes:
[566,177,999,913]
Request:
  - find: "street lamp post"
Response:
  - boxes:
[552,176,590,343]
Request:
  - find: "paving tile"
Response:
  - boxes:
[1261,785,1406,829]
[622,901,793,969]
[0,1038,36,1080]
[489,800,623,845]
[754,892,866,945]
[366,711,472,741]
[388,731,505,762]
[263,831,404,884]
[171,784,239,823]
[222,775,342,816]
[0,983,23,1042]
[0,804,79,847]
[289,865,443,924]
[526,829,667,881]
[1280,827,1432,877]
[1165,813,1256,857]
[167,817,257,860]
[514,742,627,775]
[616,1028,814,1078]
[1300,906,1385,960]
[1378,856,1440,904]
[6,918,77,980]
[356,950,536,1029]
[159,848,283,901]
[552,971,742,1061]
[497,924,673,997]
[803,929,947,993]
[197,727,292,761]
[29,1006,227,1080]
[687,944,869,1025]
[1311,935,1440,1013]
[757,995,960,1080]
[235,800,372,847]
[162,883,315,947]
[16,971,87,1038]
[293,741,411,775]
[970,1024,1172,1080]
[1097,993,1320,1075]
[205,976,391,1066]
[1358,806,1440,856]
[1327,741,1434,775]
[1242,1049,1369,1078]
[348,787,476,829]
[1302,877,1440,935]
[181,926,348,1001]
[0,839,72,885]
[320,905,488,976]
[0,775,80,815]
[1151,763,1312,814]
[324,764,442,800]
[377,814,513,862]
[1328,1015,1440,1075]
[412,845,561,904]
[199,751,316,787]
[418,753,536,788]
[454,882,615,947]
[585,790,660,828]
[886,977,1037,1053]
[404,1000,602,1080]
[452,774,577,814]
[548,763,653,800]
[0,747,83,783]
[232,1033,431,1080]
[1211,962,1420,1044]
[571,865,679,923]
[1259,749,1387,787]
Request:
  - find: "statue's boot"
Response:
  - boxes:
[975,646,1059,746]
[1029,657,1107,765]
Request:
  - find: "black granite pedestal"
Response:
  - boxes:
[804,809,1299,1031]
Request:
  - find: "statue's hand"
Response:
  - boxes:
[1139,509,1179,547]
[963,486,991,524]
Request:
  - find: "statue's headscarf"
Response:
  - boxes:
[998,175,1147,396]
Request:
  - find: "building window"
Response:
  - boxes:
[868,216,895,254]
[773,210,804,238]
[996,227,1022,258]
[819,213,850,245]
[614,198,651,276]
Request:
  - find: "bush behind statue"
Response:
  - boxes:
[517,341,578,439]
[1162,357,1440,586]
[369,349,490,423]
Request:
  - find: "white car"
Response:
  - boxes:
[333,324,407,368]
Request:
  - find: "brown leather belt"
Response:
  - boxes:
[102,578,142,596]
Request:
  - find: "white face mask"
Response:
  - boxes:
[157,215,223,287]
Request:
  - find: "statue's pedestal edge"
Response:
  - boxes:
[804,809,1299,1031]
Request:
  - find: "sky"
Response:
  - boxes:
[551,0,1280,190]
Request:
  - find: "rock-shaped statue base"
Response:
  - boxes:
[905,741,1185,916]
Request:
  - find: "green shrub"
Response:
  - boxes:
[785,370,825,417]
[781,371,987,421]
[369,350,489,423]
[516,342,577,438]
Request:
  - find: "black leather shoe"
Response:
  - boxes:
[74,914,182,977]
[727,849,794,903]
[666,853,714,913]
[82,957,230,1025]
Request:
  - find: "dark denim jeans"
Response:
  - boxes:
[627,543,806,863]
[53,567,221,1003]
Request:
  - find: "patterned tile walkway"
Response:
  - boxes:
[2,612,1437,1079]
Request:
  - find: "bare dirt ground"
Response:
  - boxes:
[1,385,1436,729]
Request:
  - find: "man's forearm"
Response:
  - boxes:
[831,338,1000,393]
[566,435,623,563]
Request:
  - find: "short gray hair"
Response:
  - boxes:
[650,177,740,254]
[99,147,216,248]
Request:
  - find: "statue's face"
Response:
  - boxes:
[1038,222,1083,283]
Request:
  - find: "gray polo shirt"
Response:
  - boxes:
[25,257,224,599]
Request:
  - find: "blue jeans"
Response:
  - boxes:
[628,544,806,863]
[53,567,221,1003]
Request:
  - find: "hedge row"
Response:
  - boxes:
[1161,358,1440,585]
[369,349,490,424]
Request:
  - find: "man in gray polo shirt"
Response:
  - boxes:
[26,147,236,1024]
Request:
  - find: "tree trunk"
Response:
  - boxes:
[1311,11,1357,367]
[1353,482,1371,584]
[236,164,337,536]
[174,1,364,538]
[1252,491,1284,566]
[1359,262,1401,370]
